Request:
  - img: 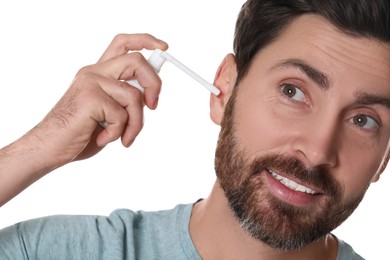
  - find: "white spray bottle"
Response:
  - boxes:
[126,49,220,96]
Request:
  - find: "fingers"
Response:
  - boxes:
[68,72,144,148]
[91,52,162,109]
[69,33,167,150]
[92,77,145,147]
[98,33,169,63]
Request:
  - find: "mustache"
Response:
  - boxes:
[250,154,340,196]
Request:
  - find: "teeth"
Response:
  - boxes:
[269,170,317,195]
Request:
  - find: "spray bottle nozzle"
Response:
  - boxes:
[126,49,220,96]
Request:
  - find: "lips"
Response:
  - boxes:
[268,169,319,195]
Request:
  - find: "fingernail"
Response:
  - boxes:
[126,139,135,148]
[153,97,159,109]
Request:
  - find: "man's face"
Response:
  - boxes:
[214,15,390,250]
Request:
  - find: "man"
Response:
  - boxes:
[0,0,389,259]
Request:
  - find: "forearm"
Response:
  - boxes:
[0,129,57,207]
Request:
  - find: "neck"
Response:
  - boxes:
[189,182,338,260]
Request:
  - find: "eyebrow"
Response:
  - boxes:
[356,92,390,109]
[270,59,330,90]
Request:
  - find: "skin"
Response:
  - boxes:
[190,15,390,259]
[0,33,168,206]
[0,14,389,260]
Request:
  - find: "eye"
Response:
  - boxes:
[281,83,305,102]
[352,114,379,130]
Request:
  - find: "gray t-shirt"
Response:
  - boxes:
[0,203,364,259]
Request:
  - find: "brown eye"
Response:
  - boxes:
[352,114,379,130]
[281,84,305,101]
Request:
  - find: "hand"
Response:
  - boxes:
[33,33,168,165]
[0,33,169,206]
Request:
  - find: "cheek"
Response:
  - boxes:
[234,92,291,154]
[336,144,384,197]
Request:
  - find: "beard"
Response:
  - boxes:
[214,90,367,250]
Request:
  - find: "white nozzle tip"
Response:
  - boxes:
[209,85,221,96]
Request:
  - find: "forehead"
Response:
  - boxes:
[251,14,390,93]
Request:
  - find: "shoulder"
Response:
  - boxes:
[110,203,193,227]
[110,203,200,259]
[334,235,365,260]
[0,203,199,260]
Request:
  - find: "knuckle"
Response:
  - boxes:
[112,33,128,45]
[75,65,94,78]
[118,80,144,100]
[72,73,95,91]
[128,52,144,63]
[129,87,144,103]
[128,91,144,107]
[137,33,153,39]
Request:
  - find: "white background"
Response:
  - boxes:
[0,1,388,259]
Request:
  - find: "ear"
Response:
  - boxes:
[371,149,389,183]
[210,54,237,125]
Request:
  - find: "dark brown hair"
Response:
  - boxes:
[233,0,390,83]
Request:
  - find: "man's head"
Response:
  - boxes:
[210,0,390,251]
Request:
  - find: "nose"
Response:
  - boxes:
[292,115,340,169]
